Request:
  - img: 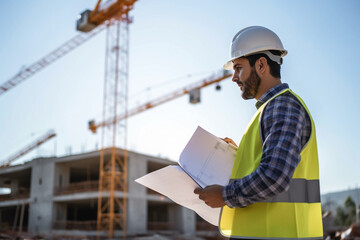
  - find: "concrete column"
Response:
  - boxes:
[53,203,67,221]
[127,154,147,234]
[11,179,19,194]
[54,163,70,189]
[171,205,196,234]
[28,158,55,235]
[181,208,196,234]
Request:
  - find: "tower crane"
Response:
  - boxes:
[2,0,137,237]
[0,130,56,168]
[88,70,232,133]
[77,0,137,238]
[1,1,232,238]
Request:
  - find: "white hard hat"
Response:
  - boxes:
[224,26,287,70]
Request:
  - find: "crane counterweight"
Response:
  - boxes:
[77,10,97,32]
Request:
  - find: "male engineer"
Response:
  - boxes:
[194,26,323,239]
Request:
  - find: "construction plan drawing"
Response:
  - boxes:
[178,126,237,188]
[135,126,237,226]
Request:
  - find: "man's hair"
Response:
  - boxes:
[244,50,282,78]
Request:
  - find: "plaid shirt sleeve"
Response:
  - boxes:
[222,93,309,208]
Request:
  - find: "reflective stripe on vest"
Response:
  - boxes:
[229,178,320,203]
[219,89,323,239]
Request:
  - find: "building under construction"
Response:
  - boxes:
[0,1,230,239]
[0,149,217,239]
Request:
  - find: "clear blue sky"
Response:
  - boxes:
[0,0,359,194]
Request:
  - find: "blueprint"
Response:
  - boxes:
[135,165,221,226]
[179,126,237,188]
[135,126,237,226]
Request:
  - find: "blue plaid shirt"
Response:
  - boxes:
[222,83,311,207]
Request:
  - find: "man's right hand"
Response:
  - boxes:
[221,137,238,148]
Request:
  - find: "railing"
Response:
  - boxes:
[147,221,174,231]
[54,221,175,231]
[54,181,99,195]
[54,180,126,196]
[0,189,30,202]
[196,222,218,231]
[53,220,97,230]
[52,220,123,231]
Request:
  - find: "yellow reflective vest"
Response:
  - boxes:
[219,89,323,239]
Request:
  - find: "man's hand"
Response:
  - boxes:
[194,185,226,208]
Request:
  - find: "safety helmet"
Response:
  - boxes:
[223,26,287,70]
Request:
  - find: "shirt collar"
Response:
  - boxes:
[255,83,289,109]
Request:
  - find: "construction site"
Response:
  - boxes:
[0,148,224,239]
[0,0,231,239]
[1,1,360,240]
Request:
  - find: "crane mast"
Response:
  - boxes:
[96,17,130,238]
[76,0,137,238]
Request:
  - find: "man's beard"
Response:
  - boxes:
[242,67,261,100]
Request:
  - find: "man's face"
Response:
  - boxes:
[232,58,261,100]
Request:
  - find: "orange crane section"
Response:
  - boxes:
[0,130,56,168]
[88,70,232,133]
[90,0,136,24]
[77,0,137,32]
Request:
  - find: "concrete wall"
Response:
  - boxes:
[53,203,67,221]
[127,153,197,235]
[54,163,70,189]
[10,179,19,193]
[170,205,196,234]
[127,153,148,234]
[28,158,55,235]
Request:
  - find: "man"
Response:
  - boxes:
[194,26,323,239]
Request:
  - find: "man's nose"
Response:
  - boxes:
[232,74,237,82]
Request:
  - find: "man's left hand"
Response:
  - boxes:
[194,185,226,208]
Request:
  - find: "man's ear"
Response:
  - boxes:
[256,57,267,75]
